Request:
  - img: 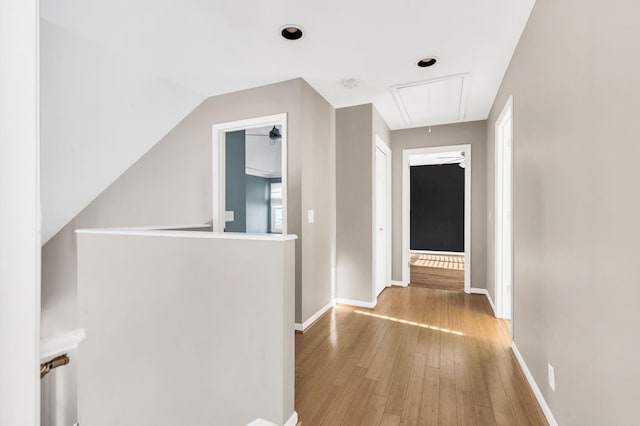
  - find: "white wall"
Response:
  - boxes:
[0,0,41,424]
[40,19,204,242]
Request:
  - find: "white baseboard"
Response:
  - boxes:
[390,280,407,287]
[511,343,558,426]
[335,297,377,309]
[283,411,298,426]
[294,301,334,332]
[469,288,496,316]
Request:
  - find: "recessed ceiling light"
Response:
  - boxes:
[342,78,358,89]
[417,57,438,68]
[280,25,304,41]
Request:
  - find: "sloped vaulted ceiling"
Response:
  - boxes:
[40,0,535,242]
[40,20,204,242]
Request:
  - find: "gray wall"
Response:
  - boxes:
[77,231,295,426]
[486,0,640,424]
[335,104,391,304]
[245,175,270,234]
[390,121,487,288]
[336,105,374,303]
[41,78,335,422]
[225,130,246,232]
[299,82,336,320]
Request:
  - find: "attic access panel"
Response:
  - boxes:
[392,74,469,127]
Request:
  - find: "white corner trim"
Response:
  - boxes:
[470,288,496,316]
[485,291,496,315]
[390,280,407,287]
[295,301,335,332]
[40,328,86,361]
[247,411,297,426]
[335,298,377,309]
[511,343,558,426]
[284,411,298,426]
[76,228,297,242]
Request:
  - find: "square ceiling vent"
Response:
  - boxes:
[392,74,469,127]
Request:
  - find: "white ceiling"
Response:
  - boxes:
[410,151,464,167]
[40,0,535,242]
[41,0,535,130]
[245,126,282,178]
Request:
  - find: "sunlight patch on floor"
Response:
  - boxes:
[353,309,464,336]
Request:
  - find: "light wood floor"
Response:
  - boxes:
[295,287,547,426]
[410,253,464,291]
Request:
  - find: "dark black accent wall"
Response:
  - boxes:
[410,164,464,252]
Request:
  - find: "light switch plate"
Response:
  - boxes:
[225,211,234,222]
[307,210,315,223]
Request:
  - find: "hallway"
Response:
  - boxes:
[295,287,547,425]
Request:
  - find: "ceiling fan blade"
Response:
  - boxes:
[269,126,282,139]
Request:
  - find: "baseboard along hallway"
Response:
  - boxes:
[410,252,465,291]
[294,286,547,425]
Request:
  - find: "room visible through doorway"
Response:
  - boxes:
[410,158,465,291]
[410,252,464,291]
[212,113,288,234]
[402,145,471,292]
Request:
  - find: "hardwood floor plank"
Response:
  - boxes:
[320,367,367,425]
[358,393,388,426]
[455,389,477,426]
[295,287,547,426]
[399,352,426,426]
[340,377,378,425]
[474,404,499,426]
[374,334,406,396]
[438,378,458,426]
[380,413,401,426]
[384,327,419,416]
[420,367,440,426]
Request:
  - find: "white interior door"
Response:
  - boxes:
[496,97,513,320]
[375,145,389,297]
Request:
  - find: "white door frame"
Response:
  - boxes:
[402,144,472,293]
[374,136,392,298]
[212,113,288,233]
[495,96,514,319]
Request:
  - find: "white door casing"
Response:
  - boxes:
[212,113,288,234]
[495,96,514,320]
[374,137,392,299]
[402,144,472,293]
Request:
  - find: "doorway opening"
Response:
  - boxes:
[212,113,287,234]
[374,136,392,299]
[402,144,471,293]
[495,96,513,320]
